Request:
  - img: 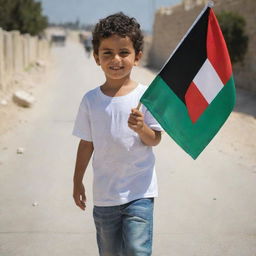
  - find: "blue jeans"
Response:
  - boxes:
[93,198,154,256]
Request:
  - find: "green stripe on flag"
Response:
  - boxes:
[141,75,235,159]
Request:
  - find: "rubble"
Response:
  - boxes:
[16,147,24,154]
[13,90,35,108]
[36,60,46,68]
[32,201,39,207]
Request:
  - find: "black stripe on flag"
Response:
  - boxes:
[159,7,210,104]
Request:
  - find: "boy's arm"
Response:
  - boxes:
[73,139,94,211]
[128,108,162,146]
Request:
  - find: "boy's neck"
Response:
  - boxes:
[101,77,138,97]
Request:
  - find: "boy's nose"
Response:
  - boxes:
[113,54,121,62]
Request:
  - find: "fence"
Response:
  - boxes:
[0,28,50,91]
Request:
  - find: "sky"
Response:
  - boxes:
[38,0,181,32]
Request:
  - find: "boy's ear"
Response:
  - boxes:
[93,52,100,65]
[134,51,143,66]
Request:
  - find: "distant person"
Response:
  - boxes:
[84,35,92,57]
[79,33,84,44]
[72,12,163,256]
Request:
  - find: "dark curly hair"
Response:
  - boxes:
[92,12,144,55]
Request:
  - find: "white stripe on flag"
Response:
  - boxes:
[193,59,224,104]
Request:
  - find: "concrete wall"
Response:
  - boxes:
[0,28,50,91]
[0,28,5,90]
[149,0,256,92]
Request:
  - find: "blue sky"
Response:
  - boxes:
[38,0,181,32]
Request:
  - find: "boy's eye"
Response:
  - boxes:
[120,51,129,55]
[103,51,112,55]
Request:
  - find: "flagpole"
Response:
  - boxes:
[136,102,141,110]
[208,1,215,8]
[157,1,214,75]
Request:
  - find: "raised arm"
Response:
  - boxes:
[128,108,162,146]
[73,139,94,210]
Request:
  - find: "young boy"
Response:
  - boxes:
[72,12,163,256]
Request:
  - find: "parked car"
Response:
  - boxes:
[51,33,66,46]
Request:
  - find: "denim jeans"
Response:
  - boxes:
[93,198,154,256]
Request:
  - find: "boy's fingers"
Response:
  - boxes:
[128,124,137,130]
[129,114,143,122]
[73,193,86,210]
[128,120,142,127]
[131,108,143,116]
[128,120,143,128]
[80,200,86,210]
[130,113,143,119]
[76,199,86,210]
[128,118,137,125]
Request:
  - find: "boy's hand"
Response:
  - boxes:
[128,108,145,134]
[73,182,86,211]
[128,107,162,146]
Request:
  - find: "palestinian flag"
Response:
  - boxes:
[140,3,236,159]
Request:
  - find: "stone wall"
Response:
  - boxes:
[149,0,256,92]
[0,28,50,91]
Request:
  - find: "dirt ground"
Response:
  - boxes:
[0,60,54,136]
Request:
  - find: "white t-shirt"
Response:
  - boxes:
[72,84,163,206]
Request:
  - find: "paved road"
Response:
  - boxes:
[0,40,255,256]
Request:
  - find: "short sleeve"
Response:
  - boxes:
[142,104,164,132]
[72,98,92,141]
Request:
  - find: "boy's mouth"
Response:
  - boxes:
[109,66,124,70]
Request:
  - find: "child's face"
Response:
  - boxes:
[94,34,142,82]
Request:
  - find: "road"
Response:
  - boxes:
[0,39,255,256]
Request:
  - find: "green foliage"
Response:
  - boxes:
[0,0,48,36]
[217,11,249,64]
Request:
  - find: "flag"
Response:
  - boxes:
[140,3,236,159]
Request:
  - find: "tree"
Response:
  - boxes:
[0,0,48,36]
[217,11,249,64]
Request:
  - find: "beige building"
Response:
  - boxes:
[149,0,256,92]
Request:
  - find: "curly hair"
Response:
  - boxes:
[92,12,144,55]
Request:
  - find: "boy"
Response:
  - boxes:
[72,12,163,256]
